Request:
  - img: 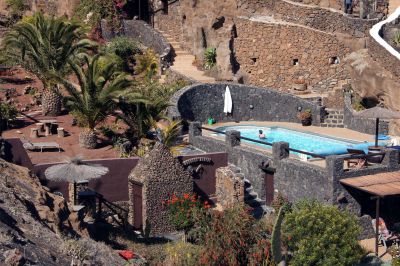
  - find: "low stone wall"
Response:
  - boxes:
[169,83,325,125]
[189,121,400,238]
[367,32,400,78]
[215,166,245,208]
[343,93,389,135]
[3,138,33,170]
[164,68,196,84]
[238,0,378,38]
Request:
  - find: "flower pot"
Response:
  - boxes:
[301,119,311,126]
[207,118,215,125]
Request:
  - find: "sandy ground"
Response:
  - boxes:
[360,238,393,262]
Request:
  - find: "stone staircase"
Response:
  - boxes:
[227,164,272,218]
[321,108,345,128]
[154,28,216,83]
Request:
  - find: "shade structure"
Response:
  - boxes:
[223,86,233,114]
[354,107,400,146]
[45,157,109,204]
[340,171,400,256]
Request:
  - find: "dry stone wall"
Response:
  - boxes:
[234,18,349,90]
[215,166,245,209]
[237,0,378,38]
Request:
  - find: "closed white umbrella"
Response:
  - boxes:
[223,86,233,114]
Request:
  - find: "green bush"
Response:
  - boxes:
[393,32,400,47]
[191,204,272,265]
[283,200,364,266]
[204,47,217,70]
[106,36,141,61]
[5,0,28,17]
[165,242,202,266]
[0,102,18,130]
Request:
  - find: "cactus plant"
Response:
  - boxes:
[271,205,285,263]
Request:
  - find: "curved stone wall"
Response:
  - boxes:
[238,0,378,38]
[122,20,172,62]
[101,19,172,66]
[368,7,400,77]
[169,83,325,125]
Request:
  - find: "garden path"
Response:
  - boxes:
[156,29,216,83]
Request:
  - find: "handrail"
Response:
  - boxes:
[89,189,128,215]
[200,126,326,159]
[341,152,386,160]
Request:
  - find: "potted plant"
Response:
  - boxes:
[297,109,312,126]
[207,116,215,125]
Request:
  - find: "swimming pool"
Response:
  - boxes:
[214,126,376,156]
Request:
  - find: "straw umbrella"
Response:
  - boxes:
[354,106,400,147]
[45,156,109,205]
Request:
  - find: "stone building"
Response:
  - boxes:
[128,142,193,235]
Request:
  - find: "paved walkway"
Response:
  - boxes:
[156,30,215,83]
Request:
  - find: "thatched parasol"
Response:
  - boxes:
[45,156,109,204]
[354,106,400,146]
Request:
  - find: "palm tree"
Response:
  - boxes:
[118,96,170,139]
[55,54,133,149]
[1,12,94,116]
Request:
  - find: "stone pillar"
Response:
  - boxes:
[215,166,245,209]
[382,148,399,168]
[189,121,202,143]
[272,142,289,161]
[326,155,345,177]
[225,130,241,148]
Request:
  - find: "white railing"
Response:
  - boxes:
[369,7,400,60]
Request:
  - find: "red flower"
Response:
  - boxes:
[118,250,135,260]
[183,193,190,199]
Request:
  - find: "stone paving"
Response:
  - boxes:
[156,30,216,83]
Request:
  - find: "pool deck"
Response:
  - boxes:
[202,121,378,168]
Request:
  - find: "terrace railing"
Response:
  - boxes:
[200,126,326,159]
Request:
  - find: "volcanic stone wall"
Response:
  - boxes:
[234,18,349,90]
[169,83,325,125]
[367,34,400,78]
[237,0,378,37]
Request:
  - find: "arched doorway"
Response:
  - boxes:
[123,0,151,22]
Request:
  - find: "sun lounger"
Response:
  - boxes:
[371,218,400,250]
[345,149,367,168]
[23,140,61,152]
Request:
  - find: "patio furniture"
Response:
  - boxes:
[22,140,61,152]
[345,148,367,168]
[38,119,58,136]
[35,122,44,133]
[57,127,65,138]
[371,218,400,250]
[30,128,39,138]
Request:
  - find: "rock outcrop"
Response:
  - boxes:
[0,159,124,265]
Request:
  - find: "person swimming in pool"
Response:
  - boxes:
[259,130,266,139]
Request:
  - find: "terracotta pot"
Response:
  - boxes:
[301,119,312,126]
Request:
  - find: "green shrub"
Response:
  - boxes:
[5,0,28,17]
[393,32,400,47]
[192,204,272,265]
[283,200,364,266]
[389,245,400,266]
[204,47,217,70]
[271,206,285,263]
[0,102,18,130]
[135,48,159,79]
[106,36,141,60]
[165,242,202,266]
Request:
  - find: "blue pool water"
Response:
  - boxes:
[214,126,376,156]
